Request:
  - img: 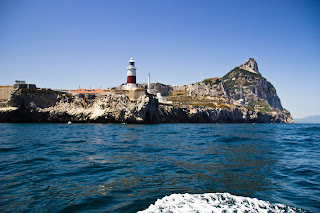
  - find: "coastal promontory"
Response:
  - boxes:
[0,58,294,123]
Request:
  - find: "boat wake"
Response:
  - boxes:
[138,193,309,213]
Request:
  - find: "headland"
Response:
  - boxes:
[0,58,294,123]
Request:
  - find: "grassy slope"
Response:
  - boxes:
[165,67,277,114]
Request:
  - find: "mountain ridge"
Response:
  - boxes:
[237,58,260,74]
[294,115,320,123]
[144,58,285,113]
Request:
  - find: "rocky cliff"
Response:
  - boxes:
[238,58,260,74]
[158,104,293,123]
[0,89,160,123]
[222,58,283,110]
[0,58,294,123]
[147,58,287,114]
[0,87,293,123]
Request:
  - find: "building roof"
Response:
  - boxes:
[71,89,105,94]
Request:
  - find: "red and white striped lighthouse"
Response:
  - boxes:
[126,58,137,90]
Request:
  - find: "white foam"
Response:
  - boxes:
[138,193,305,213]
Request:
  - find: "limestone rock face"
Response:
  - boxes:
[2,90,160,123]
[222,59,283,110]
[157,105,293,123]
[148,83,173,96]
[145,81,229,98]
[0,58,293,124]
[238,58,260,74]
[8,89,60,109]
[186,82,228,97]
[0,88,293,123]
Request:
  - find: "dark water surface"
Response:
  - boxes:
[0,123,319,212]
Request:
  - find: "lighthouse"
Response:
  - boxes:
[126,58,137,90]
[147,72,150,93]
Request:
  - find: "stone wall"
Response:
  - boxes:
[0,87,13,101]
[111,89,146,101]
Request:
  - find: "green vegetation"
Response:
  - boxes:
[166,90,231,109]
[222,67,267,92]
[202,77,220,85]
[222,67,261,80]
[216,103,231,109]
[192,103,216,107]
[166,94,196,103]
[244,106,255,112]
[248,100,272,114]
[169,90,186,96]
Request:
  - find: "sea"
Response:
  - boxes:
[0,123,319,213]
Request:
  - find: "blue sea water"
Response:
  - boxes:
[0,123,319,213]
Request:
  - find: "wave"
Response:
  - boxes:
[138,193,309,213]
[300,126,320,132]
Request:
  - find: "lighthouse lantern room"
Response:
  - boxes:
[126,58,137,90]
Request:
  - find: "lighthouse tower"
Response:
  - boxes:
[126,58,137,90]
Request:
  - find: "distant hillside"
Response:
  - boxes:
[294,115,320,123]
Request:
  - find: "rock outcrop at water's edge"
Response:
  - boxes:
[159,104,293,123]
[0,89,160,123]
[0,88,293,123]
[0,58,294,123]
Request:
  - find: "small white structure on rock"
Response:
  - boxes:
[156,93,172,104]
[147,73,150,93]
[126,58,137,90]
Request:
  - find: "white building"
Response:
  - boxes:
[156,93,172,104]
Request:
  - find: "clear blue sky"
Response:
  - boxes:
[0,0,319,119]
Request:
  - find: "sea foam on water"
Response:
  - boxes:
[139,193,308,213]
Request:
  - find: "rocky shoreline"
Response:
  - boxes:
[0,59,295,124]
[0,89,293,124]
